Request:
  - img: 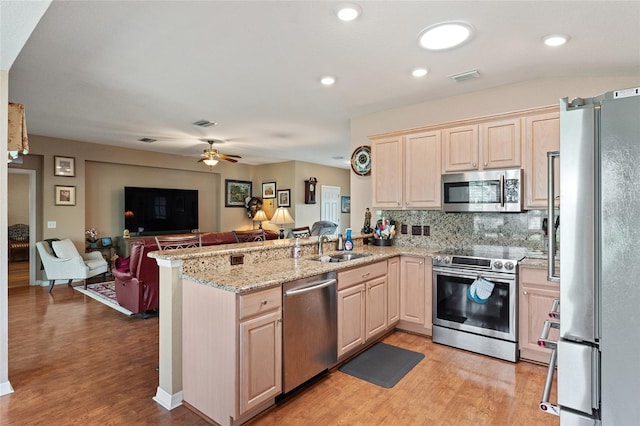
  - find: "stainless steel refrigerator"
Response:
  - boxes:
[542,87,640,424]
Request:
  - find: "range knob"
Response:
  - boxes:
[493,261,503,269]
[434,256,442,264]
[443,256,451,264]
[504,261,515,270]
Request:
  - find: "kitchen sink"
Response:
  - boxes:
[311,252,371,262]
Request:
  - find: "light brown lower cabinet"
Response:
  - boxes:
[387,257,400,326]
[397,256,433,336]
[337,260,388,360]
[182,279,282,426]
[518,266,560,364]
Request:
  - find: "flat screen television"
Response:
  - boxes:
[124,186,199,235]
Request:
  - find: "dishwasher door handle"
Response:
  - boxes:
[284,279,337,296]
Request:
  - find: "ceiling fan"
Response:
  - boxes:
[198,139,241,166]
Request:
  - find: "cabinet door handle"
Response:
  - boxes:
[472,162,477,168]
[261,300,268,305]
[523,291,528,295]
[361,272,370,278]
[484,161,488,167]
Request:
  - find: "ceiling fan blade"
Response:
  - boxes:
[219,153,241,158]
[219,156,238,163]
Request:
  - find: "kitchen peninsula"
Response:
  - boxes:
[148,236,555,425]
[149,236,433,424]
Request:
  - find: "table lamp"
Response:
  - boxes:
[253,209,269,229]
[270,207,294,239]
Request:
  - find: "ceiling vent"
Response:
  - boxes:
[448,69,480,82]
[192,119,218,127]
[138,137,157,143]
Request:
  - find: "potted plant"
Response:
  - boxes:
[86,227,99,248]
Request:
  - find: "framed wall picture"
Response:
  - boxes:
[277,189,291,207]
[262,182,276,199]
[341,196,351,213]
[54,156,76,177]
[55,185,76,206]
[225,179,253,207]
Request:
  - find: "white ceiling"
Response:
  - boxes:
[8,1,640,169]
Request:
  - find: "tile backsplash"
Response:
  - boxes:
[371,209,551,250]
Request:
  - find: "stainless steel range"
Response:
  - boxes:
[431,246,527,362]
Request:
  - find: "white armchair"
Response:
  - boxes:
[36,239,109,292]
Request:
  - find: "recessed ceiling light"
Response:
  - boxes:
[320,76,336,86]
[543,34,569,47]
[418,21,474,50]
[412,68,428,78]
[335,3,362,21]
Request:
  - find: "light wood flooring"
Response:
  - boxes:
[1,280,559,425]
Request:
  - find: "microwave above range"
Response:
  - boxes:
[442,168,524,213]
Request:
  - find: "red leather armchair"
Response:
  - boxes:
[112,240,159,315]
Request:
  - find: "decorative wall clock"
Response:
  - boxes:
[350,145,371,176]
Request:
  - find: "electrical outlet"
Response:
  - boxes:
[401,224,408,234]
[423,225,430,236]
[47,221,56,229]
[230,253,244,265]
[411,225,422,236]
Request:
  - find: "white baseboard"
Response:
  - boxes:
[153,386,183,410]
[0,380,14,396]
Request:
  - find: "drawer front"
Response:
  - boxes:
[338,261,387,290]
[239,287,282,320]
[520,266,560,289]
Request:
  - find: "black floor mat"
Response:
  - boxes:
[338,342,424,388]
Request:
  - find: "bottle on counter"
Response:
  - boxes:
[344,228,353,251]
[336,233,344,251]
[293,238,302,259]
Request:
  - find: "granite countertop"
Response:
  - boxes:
[157,238,555,293]
[181,245,438,293]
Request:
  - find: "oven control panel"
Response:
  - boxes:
[432,255,518,273]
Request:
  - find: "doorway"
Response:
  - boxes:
[7,168,36,287]
[320,185,340,234]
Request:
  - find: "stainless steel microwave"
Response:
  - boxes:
[442,168,524,213]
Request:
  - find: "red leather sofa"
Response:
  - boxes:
[111,230,277,315]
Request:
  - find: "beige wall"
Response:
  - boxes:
[7,172,29,225]
[293,161,351,233]
[350,76,640,221]
[26,134,349,250]
[251,160,351,234]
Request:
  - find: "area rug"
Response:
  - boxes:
[74,281,134,316]
[338,342,425,388]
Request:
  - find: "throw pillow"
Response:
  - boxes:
[51,239,80,259]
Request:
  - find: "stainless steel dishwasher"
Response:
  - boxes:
[282,271,337,393]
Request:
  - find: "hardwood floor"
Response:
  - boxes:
[0,284,558,425]
[8,260,30,288]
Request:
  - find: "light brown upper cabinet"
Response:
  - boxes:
[371,130,441,209]
[442,118,521,173]
[524,109,560,209]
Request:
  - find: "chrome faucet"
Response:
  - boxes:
[318,235,330,255]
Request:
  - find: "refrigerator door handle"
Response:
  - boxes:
[538,319,560,350]
[549,298,560,320]
[540,347,560,416]
[547,151,560,282]
[499,174,505,208]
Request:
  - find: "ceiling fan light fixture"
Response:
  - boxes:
[203,158,219,166]
[418,21,474,50]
